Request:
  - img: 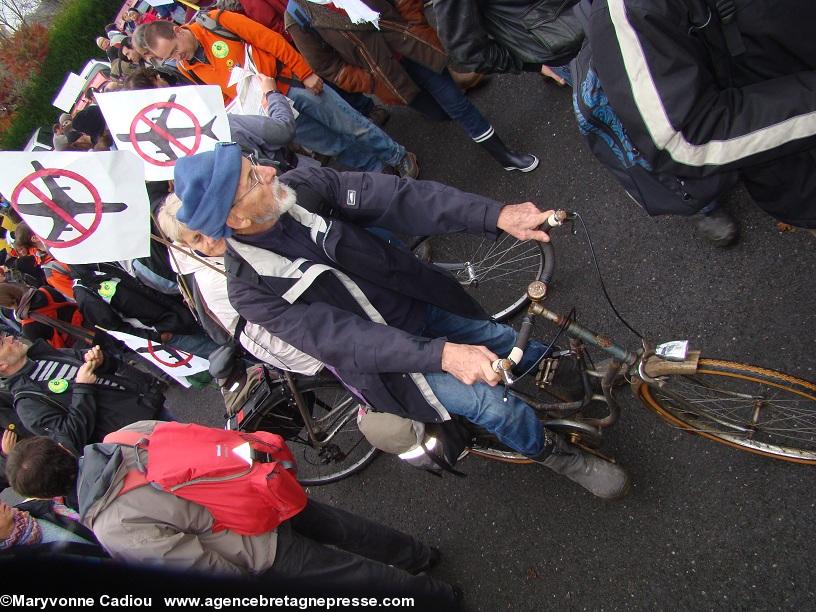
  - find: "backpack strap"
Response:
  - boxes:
[13,390,68,414]
[102,430,152,496]
[195,9,242,41]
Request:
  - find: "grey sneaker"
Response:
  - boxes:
[538,433,630,500]
[693,208,738,247]
[395,151,419,179]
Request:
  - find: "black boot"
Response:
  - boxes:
[476,129,539,172]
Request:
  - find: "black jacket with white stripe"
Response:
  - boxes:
[6,341,164,454]
[573,0,816,226]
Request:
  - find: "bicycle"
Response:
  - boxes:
[413,232,551,322]
[468,210,816,465]
[223,365,378,486]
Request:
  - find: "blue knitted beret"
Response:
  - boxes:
[174,142,242,239]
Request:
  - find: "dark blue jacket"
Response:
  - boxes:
[226,167,503,423]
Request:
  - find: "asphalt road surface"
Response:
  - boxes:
[168,72,816,611]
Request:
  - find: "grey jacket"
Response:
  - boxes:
[80,421,278,575]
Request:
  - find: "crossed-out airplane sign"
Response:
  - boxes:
[0,151,150,264]
[105,329,210,388]
[97,85,231,182]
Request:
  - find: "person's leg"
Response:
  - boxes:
[165,332,220,359]
[401,59,489,139]
[424,371,547,456]
[288,499,432,571]
[268,500,456,603]
[419,305,549,372]
[287,85,406,169]
[400,59,538,171]
[293,113,384,171]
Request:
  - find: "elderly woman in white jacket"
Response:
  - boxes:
[157,193,322,375]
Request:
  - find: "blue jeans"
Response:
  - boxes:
[416,306,549,456]
[167,332,220,360]
[288,85,405,172]
[401,59,491,140]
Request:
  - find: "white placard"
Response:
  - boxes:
[105,329,210,386]
[0,151,150,264]
[96,85,231,181]
[53,72,85,113]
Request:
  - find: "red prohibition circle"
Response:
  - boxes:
[129,100,202,167]
[10,167,103,248]
[146,340,195,368]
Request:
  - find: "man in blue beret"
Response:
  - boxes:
[171,142,630,500]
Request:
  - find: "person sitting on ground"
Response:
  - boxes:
[125,67,302,171]
[0,337,171,454]
[5,424,458,606]
[0,283,87,349]
[0,500,105,558]
[171,143,630,500]
[285,0,539,173]
[136,15,420,177]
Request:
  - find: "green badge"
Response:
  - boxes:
[98,280,118,299]
[48,378,69,394]
[211,40,229,59]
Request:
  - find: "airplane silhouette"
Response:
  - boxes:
[118,94,219,162]
[137,342,194,369]
[16,161,128,242]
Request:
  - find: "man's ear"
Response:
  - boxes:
[0,363,9,375]
[226,210,251,231]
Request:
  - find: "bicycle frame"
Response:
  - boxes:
[227,369,361,452]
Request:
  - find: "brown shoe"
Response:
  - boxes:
[395,151,419,179]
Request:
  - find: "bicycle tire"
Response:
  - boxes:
[238,377,379,485]
[637,359,816,464]
[418,233,547,321]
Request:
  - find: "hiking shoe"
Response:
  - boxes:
[693,208,738,247]
[368,105,390,127]
[537,433,630,500]
[395,151,419,179]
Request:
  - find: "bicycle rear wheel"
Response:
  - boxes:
[418,233,546,321]
[239,378,379,485]
[637,359,816,464]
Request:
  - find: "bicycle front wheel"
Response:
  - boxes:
[419,233,546,321]
[240,378,379,485]
[637,359,816,464]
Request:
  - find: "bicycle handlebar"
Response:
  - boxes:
[492,210,572,381]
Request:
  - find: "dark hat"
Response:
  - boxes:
[174,142,242,239]
[72,105,106,144]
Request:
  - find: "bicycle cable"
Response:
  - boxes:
[510,307,576,386]
[573,212,644,341]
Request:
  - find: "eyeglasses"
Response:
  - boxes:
[235,154,262,205]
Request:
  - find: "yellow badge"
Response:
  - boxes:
[226,59,235,69]
[98,280,118,299]
[211,40,229,59]
[48,378,69,394]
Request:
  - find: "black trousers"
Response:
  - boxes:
[266,500,455,605]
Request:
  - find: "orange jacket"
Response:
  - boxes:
[179,10,315,102]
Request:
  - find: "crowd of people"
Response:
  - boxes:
[0,0,813,605]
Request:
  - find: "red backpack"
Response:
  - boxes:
[104,422,307,536]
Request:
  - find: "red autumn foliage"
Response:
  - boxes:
[0,22,49,118]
